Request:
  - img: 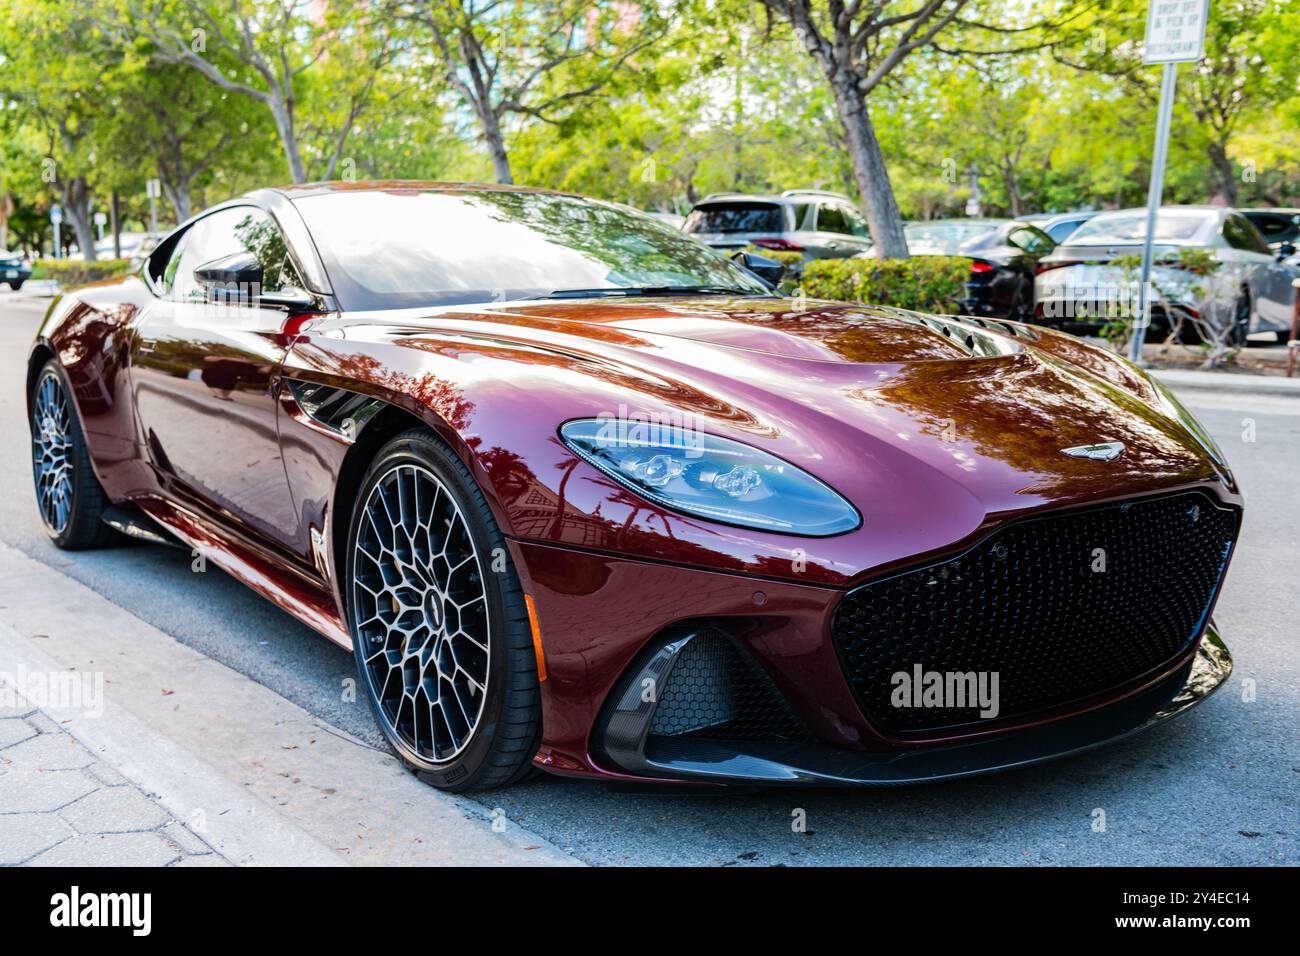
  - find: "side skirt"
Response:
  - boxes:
[133,496,351,651]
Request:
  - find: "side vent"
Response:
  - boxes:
[286,380,386,440]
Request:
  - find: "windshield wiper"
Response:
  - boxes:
[537,285,760,300]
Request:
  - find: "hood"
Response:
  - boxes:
[324,295,1231,584]
[465,296,1024,364]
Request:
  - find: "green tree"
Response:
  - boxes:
[395,0,670,184]
[0,0,134,259]
[114,0,396,183]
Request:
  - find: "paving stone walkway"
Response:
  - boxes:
[0,682,231,867]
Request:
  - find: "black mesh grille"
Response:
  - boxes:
[832,491,1237,734]
[648,630,809,742]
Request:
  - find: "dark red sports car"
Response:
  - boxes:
[28,182,1240,791]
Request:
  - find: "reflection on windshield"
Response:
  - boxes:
[1068,213,1211,245]
[295,189,769,310]
[904,221,1000,253]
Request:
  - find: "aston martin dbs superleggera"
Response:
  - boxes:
[28,182,1241,792]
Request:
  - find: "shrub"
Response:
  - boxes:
[30,258,134,286]
[798,256,970,313]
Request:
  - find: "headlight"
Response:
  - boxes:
[559,418,861,536]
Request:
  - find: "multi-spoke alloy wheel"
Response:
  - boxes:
[32,370,74,535]
[29,361,113,550]
[352,463,490,762]
[347,429,541,791]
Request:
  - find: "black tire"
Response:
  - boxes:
[30,360,116,550]
[1228,292,1251,347]
[9,280,24,291]
[345,428,542,792]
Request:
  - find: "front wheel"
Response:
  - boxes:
[30,360,115,549]
[345,428,542,792]
[8,280,24,291]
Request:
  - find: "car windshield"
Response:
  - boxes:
[904,221,1000,252]
[294,190,771,310]
[1066,211,1213,245]
[683,202,785,235]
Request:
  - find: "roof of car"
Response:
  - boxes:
[908,218,1007,226]
[1091,204,1223,217]
[267,180,579,200]
[694,190,851,205]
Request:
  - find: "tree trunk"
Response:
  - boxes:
[1208,141,1237,206]
[62,177,97,262]
[162,178,192,224]
[830,72,908,258]
[1004,166,1022,218]
[481,108,513,184]
[269,100,307,184]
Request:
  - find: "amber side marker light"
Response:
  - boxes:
[524,594,547,682]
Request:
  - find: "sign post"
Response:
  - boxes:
[146,178,161,239]
[50,204,63,260]
[1129,0,1211,366]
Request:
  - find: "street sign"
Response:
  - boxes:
[49,204,63,224]
[1128,0,1211,365]
[93,212,106,226]
[1143,0,1210,64]
[146,178,161,199]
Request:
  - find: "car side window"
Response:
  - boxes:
[1008,226,1054,255]
[170,206,302,303]
[840,204,870,238]
[1045,219,1082,244]
[790,203,812,230]
[1247,214,1286,239]
[1222,214,1270,255]
[816,203,851,235]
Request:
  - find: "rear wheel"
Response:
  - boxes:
[8,280,24,291]
[1228,292,1251,347]
[29,360,115,549]
[346,428,542,792]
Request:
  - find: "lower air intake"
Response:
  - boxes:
[647,629,807,742]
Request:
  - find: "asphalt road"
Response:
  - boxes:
[3,290,1296,866]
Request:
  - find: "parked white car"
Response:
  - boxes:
[1034,206,1298,343]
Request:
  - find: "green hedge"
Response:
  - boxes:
[797,256,970,313]
[30,258,134,286]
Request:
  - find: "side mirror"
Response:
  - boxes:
[195,252,318,311]
[730,250,785,288]
[194,251,263,302]
[1277,241,1296,260]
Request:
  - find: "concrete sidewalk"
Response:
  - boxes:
[1152,367,1300,397]
[0,681,230,866]
[0,543,580,867]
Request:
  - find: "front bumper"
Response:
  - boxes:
[511,509,1236,788]
[593,625,1231,786]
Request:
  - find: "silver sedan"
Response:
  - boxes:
[1034,206,1297,343]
